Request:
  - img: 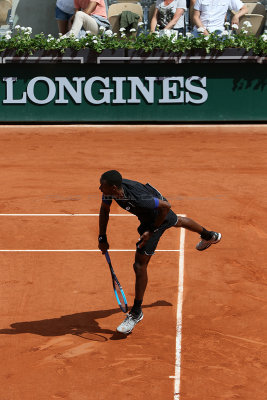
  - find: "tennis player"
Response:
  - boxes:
[98,170,221,334]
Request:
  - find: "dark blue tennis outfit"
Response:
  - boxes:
[102,179,178,255]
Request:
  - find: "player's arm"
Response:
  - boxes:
[98,201,110,254]
[138,199,171,248]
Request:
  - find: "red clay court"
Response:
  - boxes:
[0,124,267,400]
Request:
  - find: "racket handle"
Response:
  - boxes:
[105,250,111,264]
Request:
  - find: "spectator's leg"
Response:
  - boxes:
[67,11,99,37]
[57,20,69,35]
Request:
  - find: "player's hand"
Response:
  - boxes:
[98,234,109,254]
[138,231,152,248]
[98,241,109,254]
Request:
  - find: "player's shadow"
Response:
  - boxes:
[0,300,172,341]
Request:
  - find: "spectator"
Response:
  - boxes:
[192,0,248,36]
[150,0,187,35]
[56,0,75,35]
[63,0,111,37]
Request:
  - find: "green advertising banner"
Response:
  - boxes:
[0,62,266,122]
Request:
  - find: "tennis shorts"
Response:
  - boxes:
[136,210,178,256]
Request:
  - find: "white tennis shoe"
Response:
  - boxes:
[116,311,143,334]
[196,232,221,251]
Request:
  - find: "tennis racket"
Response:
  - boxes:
[104,251,128,313]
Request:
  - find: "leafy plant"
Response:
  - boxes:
[0,24,266,55]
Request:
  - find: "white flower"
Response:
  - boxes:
[75,38,79,41]
[197,27,205,33]
[231,23,238,29]
[163,29,172,37]
[15,25,20,29]
[119,27,126,32]
[204,36,209,40]
[104,29,113,36]
[130,28,136,32]
[21,27,26,31]
[261,34,267,41]
[138,22,144,26]
[179,32,183,36]
[6,30,12,35]
[93,39,98,43]
[121,33,126,37]
[99,26,105,31]
[242,29,248,34]
[154,31,160,37]
[171,37,176,43]
[186,32,192,37]
[243,20,252,27]
[26,27,32,33]
[224,22,230,26]
[5,34,11,40]
[58,33,62,37]
[86,30,91,35]
[221,30,230,36]
[113,33,117,37]
[48,34,53,38]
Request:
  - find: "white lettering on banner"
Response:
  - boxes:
[185,76,208,104]
[128,77,156,104]
[55,77,85,104]
[27,77,56,105]
[159,77,184,103]
[3,77,27,104]
[84,77,113,104]
[1,76,208,105]
[112,77,127,104]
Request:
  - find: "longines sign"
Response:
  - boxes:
[0,62,266,121]
[2,76,208,105]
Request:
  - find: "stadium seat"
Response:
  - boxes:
[231,2,266,36]
[0,0,12,25]
[108,3,143,34]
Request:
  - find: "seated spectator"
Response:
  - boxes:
[192,0,248,36]
[56,0,75,35]
[63,0,111,37]
[150,0,187,36]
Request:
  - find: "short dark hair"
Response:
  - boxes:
[101,170,122,188]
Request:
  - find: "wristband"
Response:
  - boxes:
[98,234,107,243]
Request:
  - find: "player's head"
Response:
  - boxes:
[99,170,122,195]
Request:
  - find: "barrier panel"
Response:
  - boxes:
[0,49,266,122]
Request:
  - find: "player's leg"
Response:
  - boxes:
[174,215,221,251]
[116,252,151,334]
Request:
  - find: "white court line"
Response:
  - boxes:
[173,226,186,400]
[0,249,180,252]
[0,212,186,398]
